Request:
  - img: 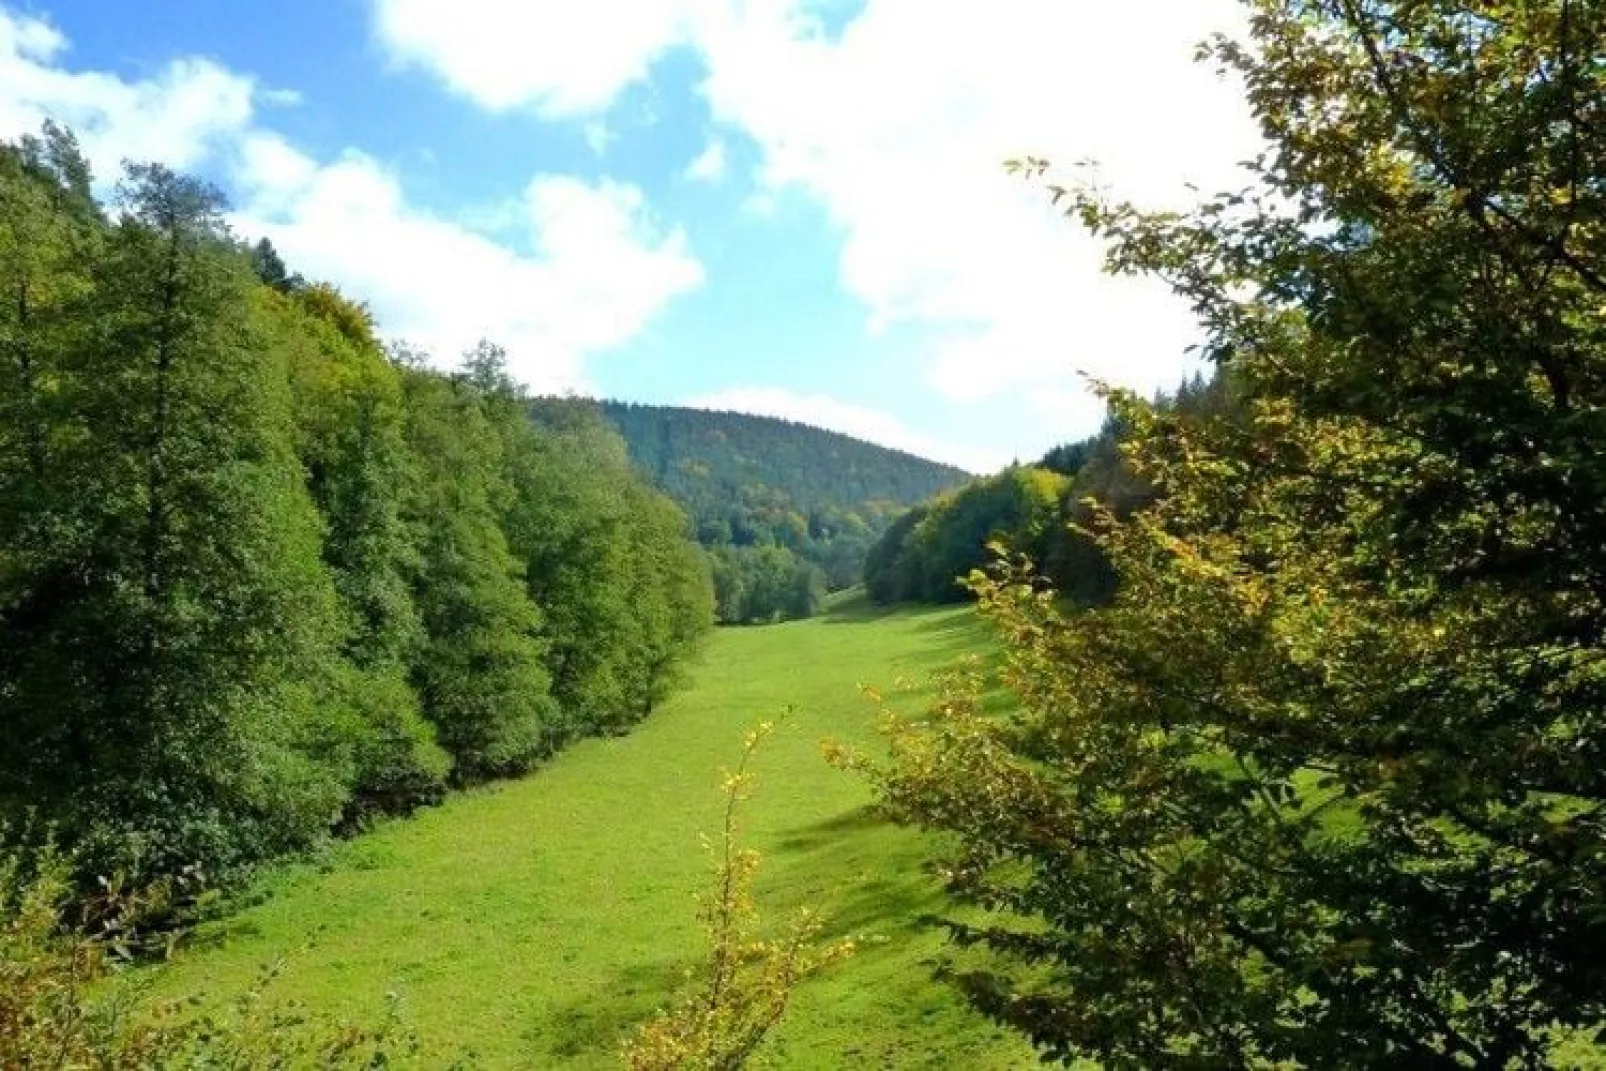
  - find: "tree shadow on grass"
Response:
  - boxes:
[820,595,906,624]
[821,594,984,627]
[765,804,952,945]
[910,607,981,635]
[531,805,971,1068]
[533,957,692,1064]
[771,804,888,856]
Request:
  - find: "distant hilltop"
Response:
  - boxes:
[536,400,972,623]
[595,400,972,513]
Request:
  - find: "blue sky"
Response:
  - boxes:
[0,0,1260,472]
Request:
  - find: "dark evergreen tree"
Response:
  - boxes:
[250,236,303,294]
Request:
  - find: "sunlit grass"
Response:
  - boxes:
[149,595,1032,1068]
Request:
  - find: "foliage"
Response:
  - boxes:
[622,720,855,1071]
[869,370,1239,610]
[0,128,712,888]
[863,466,1068,605]
[1038,370,1241,605]
[595,401,971,616]
[1,159,355,883]
[399,365,558,781]
[518,390,716,731]
[707,545,827,626]
[270,285,449,821]
[860,0,1606,1065]
[0,844,427,1068]
[250,236,304,295]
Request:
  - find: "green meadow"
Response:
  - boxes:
[150,598,1032,1068]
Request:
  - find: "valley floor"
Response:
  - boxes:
[151,596,1032,1068]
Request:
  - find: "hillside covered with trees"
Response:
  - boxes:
[595,401,970,623]
[0,126,712,889]
[865,370,1234,607]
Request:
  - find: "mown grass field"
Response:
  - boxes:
[150,596,1033,1068]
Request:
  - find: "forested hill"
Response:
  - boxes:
[864,369,1234,609]
[598,402,970,511]
[590,401,972,621]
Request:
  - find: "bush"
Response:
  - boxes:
[621,722,855,1069]
[0,844,432,1068]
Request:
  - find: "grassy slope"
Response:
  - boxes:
[151,599,1032,1069]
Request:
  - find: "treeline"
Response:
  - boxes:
[597,402,969,623]
[865,371,1233,606]
[706,544,827,625]
[864,466,1069,604]
[0,125,712,887]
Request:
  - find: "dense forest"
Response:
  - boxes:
[0,126,712,888]
[865,371,1233,607]
[596,401,969,623]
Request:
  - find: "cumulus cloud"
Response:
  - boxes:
[0,6,258,181]
[369,0,1263,441]
[0,6,64,61]
[2,0,1262,455]
[371,0,704,116]
[692,0,1261,409]
[0,5,705,394]
[684,386,1000,473]
[233,152,705,392]
[683,138,726,182]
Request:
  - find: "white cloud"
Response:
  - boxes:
[363,0,1262,441]
[683,138,726,182]
[0,7,257,181]
[584,121,613,156]
[234,156,705,393]
[236,132,319,210]
[683,386,1000,473]
[691,0,1262,413]
[2,0,1263,458]
[0,6,705,395]
[371,0,704,117]
[0,6,63,60]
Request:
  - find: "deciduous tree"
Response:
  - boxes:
[859,0,1606,1064]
